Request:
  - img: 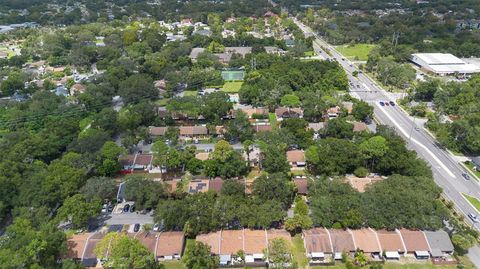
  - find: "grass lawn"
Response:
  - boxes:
[464,161,480,180]
[463,193,480,212]
[161,261,186,269]
[222,81,243,93]
[268,113,278,127]
[304,51,315,57]
[183,90,198,97]
[312,263,462,269]
[292,235,309,269]
[155,98,170,106]
[335,44,376,61]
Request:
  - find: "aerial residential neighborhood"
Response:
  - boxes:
[1,0,480,269]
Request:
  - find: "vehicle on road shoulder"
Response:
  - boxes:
[389,101,395,106]
[468,213,478,223]
[463,173,471,180]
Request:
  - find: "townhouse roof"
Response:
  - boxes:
[275,107,303,118]
[149,126,167,136]
[119,154,136,167]
[353,122,368,133]
[398,229,429,252]
[326,106,341,114]
[328,229,356,253]
[188,179,210,194]
[132,232,158,253]
[287,150,306,163]
[241,107,269,117]
[196,231,222,255]
[244,230,267,254]
[266,229,292,243]
[376,230,405,252]
[135,154,153,166]
[156,231,185,257]
[83,232,106,267]
[224,47,252,57]
[294,178,308,194]
[423,230,454,253]
[252,124,272,133]
[179,126,208,136]
[304,228,333,254]
[208,178,224,193]
[220,230,244,255]
[350,228,381,253]
[66,233,92,259]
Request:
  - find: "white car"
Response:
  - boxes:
[153,223,160,232]
[468,213,479,223]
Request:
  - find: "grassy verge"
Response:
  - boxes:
[161,261,187,269]
[463,193,480,212]
[335,44,376,61]
[292,235,308,269]
[222,81,243,93]
[155,98,170,106]
[304,51,315,57]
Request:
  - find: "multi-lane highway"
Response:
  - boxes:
[294,19,480,230]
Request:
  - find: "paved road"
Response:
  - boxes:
[295,19,480,227]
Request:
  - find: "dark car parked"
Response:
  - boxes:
[129,204,135,213]
[123,204,130,212]
[133,223,140,232]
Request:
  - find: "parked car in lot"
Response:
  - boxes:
[133,223,140,232]
[153,223,159,232]
[462,173,471,180]
[468,213,478,223]
[129,204,135,213]
[123,204,130,212]
[108,204,113,213]
[389,101,395,106]
[101,204,108,213]
[379,101,385,106]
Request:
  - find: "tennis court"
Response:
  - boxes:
[221,70,246,81]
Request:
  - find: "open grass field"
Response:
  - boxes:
[183,90,198,97]
[222,81,243,93]
[335,44,376,61]
[161,261,186,269]
[463,193,480,212]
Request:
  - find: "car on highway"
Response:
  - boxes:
[133,223,140,232]
[389,101,395,106]
[379,101,385,106]
[385,102,390,106]
[123,204,130,212]
[462,173,471,180]
[468,213,479,223]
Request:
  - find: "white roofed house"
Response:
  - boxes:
[411,53,480,77]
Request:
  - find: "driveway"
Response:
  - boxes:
[103,211,154,225]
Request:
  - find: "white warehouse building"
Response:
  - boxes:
[411,53,480,76]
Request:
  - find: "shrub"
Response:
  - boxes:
[354,167,369,178]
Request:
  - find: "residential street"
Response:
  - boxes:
[294,18,480,267]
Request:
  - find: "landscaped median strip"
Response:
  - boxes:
[462,193,480,212]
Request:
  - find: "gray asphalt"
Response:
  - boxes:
[295,19,480,267]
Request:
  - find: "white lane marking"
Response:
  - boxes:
[375,101,456,178]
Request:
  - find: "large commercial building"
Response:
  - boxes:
[411,53,480,76]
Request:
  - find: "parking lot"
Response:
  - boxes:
[101,202,155,225]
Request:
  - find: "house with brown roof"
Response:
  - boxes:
[241,107,269,119]
[303,228,334,264]
[353,122,369,133]
[399,229,430,258]
[294,178,308,195]
[149,126,167,136]
[328,229,356,259]
[179,126,209,139]
[376,230,406,260]
[196,229,292,267]
[195,152,210,161]
[252,124,272,133]
[208,178,224,193]
[82,232,106,267]
[275,107,303,120]
[324,106,341,120]
[119,154,154,172]
[350,228,382,256]
[286,150,306,168]
[70,83,87,96]
[156,231,185,260]
[65,233,92,262]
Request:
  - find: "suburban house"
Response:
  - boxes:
[352,122,369,133]
[423,230,455,259]
[294,178,308,195]
[155,232,185,261]
[67,231,185,267]
[349,228,382,258]
[119,154,154,173]
[303,228,334,264]
[398,229,431,259]
[196,229,292,267]
[287,150,306,169]
[328,229,356,259]
[376,230,406,260]
[241,107,269,119]
[179,126,209,139]
[70,83,87,95]
[252,123,272,133]
[275,107,304,120]
[188,179,210,194]
[324,106,341,120]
